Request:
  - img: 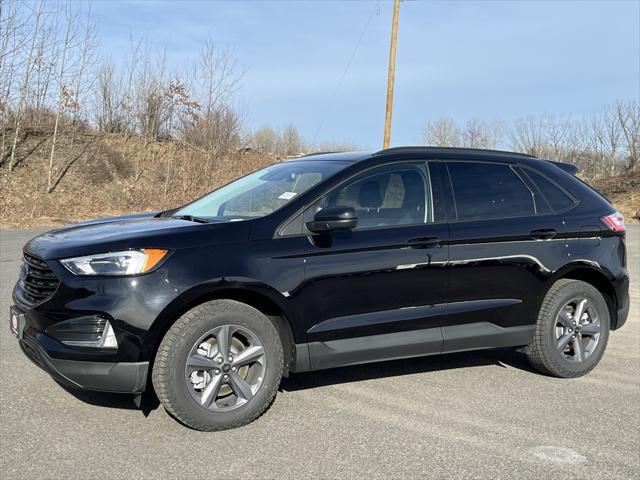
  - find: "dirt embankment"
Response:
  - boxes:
[590,172,640,222]
[1,130,638,229]
[0,130,276,229]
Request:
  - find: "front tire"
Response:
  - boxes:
[527,279,610,378]
[152,300,283,431]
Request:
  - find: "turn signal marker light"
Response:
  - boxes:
[141,249,169,272]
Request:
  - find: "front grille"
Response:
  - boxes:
[19,253,60,306]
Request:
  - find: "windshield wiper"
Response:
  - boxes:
[171,214,210,224]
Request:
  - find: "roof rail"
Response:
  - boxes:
[297,151,343,158]
[373,146,537,158]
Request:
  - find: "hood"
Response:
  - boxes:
[24,212,251,260]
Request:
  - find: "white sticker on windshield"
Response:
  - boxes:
[278,192,298,200]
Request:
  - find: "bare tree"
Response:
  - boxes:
[251,125,279,153]
[8,0,47,170]
[185,37,244,175]
[96,61,126,132]
[541,115,570,160]
[29,17,57,129]
[462,118,502,149]
[462,118,486,148]
[601,106,622,175]
[616,100,639,170]
[510,116,545,156]
[196,37,241,118]
[583,115,607,177]
[46,2,80,192]
[69,5,97,143]
[279,124,303,156]
[134,44,170,140]
[423,117,461,147]
[0,0,26,160]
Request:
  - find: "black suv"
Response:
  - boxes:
[11,147,629,431]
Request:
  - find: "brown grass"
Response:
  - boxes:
[0,130,277,229]
[589,171,640,222]
[1,130,638,229]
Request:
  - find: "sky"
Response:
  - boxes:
[91,0,640,149]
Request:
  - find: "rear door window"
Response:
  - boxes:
[447,162,536,221]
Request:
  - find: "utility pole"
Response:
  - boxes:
[383,0,400,149]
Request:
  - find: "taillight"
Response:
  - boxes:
[600,211,625,231]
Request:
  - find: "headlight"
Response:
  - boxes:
[60,249,169,276]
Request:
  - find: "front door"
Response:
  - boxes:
[299,161,449,369]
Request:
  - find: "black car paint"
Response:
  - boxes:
[12,147,630,393]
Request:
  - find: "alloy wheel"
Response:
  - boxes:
[184,324,266,411]
[555,297,601,363]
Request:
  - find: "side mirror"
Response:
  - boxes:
[306,206,358,233]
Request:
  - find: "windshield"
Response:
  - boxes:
[173,160,349,222]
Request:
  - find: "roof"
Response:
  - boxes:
[292,146,537,162]
[287,146,578,171]
[373,146,537,159]
[286,151,372,163]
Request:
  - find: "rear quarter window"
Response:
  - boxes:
[523,168,576,213]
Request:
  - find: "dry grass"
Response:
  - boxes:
[1,130,638,229]
[0,130,277,229]
[590,171,640,222]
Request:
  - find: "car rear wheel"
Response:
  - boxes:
[527,279,610,378]
[152,300,283,431]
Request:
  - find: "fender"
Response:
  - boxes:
[143,277,300,361]
[549,261,617,286]
[543,261,621,326]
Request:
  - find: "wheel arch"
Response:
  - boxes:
[548,263,619,329]
[148,283,297,377]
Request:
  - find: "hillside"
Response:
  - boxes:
[590,172,640,222]
[1,130,638,229]
[0,129,276,229]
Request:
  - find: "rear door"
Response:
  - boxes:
[299,161,450,369]
[444,160,567,351]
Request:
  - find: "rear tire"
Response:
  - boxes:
[527,279,609,378]
[152,300,283,431]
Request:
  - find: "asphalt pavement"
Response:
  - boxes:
[1,226,638,479]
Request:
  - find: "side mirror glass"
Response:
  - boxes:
[306,206,358,233]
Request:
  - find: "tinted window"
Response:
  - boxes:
[524,168,575,213]
[447,162,535,221]
[311,163,432,230]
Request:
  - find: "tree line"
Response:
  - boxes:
[1,0,638,199]
[423,102,639,178]
[1,0,345,193]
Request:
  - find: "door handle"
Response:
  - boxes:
[530,228,557,240]
[407,236,441,248]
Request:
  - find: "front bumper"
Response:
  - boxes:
[20,334,148,393]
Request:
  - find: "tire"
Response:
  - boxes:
[152,299,283,431]
[527,279,610,378]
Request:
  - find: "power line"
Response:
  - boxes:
[311,4,379,146]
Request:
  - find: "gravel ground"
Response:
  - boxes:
[1,226,638,479]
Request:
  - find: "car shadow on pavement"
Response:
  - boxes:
[57,382,160,416]
[54,348,537,415]
[280,347,538,392]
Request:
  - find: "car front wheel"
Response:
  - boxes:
[152,299,283,431]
